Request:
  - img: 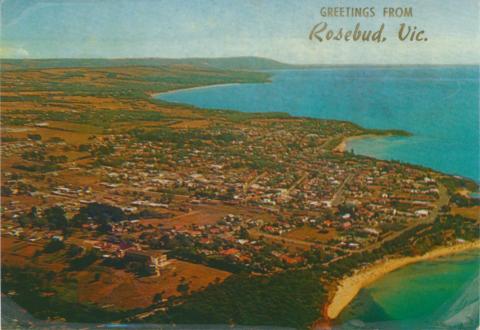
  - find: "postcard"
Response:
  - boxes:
[1,1,479,329]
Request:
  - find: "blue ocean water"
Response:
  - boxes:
[157,66,479,181]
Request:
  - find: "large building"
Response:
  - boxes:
[124,250,168,276]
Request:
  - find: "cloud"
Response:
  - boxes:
[0,46,30,58]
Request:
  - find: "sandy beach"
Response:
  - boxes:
[150,83,240,98]
[326,240,480,320]
[334,131,411,153]
[334,134,377,153]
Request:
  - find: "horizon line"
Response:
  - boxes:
[1,56,479,67]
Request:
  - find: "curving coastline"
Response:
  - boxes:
[326,241,480,320]
[150,73,478,324]
[151,83,241,98]
[334,130,411,153]
[334,134,378,153]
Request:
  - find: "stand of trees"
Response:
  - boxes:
[149,270,326,328]
[2,266,134,323]
[17,202,127,234]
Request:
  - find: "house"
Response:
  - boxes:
[415,209,429,217]
[221,248,240,256]
[124,250,168,276]
[280,255,303,265]
[363,228,380,236]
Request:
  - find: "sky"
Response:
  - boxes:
[1,0,479,64]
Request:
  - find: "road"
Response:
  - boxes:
[331,174,354,207]
[243,171,267,193]
[287,172,309,193]
[359,182,449,253]
[248,229,345,252]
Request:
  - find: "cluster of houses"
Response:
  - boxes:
[1,119,446,276]
[152,214,309,272]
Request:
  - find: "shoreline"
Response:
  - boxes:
[334,134,378,153]
[325,240,480,320]
[150,83,241,98]
[334,132,410,153]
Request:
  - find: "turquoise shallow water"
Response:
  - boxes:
[337,251,479,329]
[158,66,479,181]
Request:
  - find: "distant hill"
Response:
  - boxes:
[1,57,298,71]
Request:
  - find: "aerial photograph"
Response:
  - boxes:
[1,0,479,329]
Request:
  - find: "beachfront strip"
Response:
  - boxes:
[1,62,479,327]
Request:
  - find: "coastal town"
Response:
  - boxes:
[1,59,479,328]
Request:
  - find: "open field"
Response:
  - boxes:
[284,226,337,243]
[76,259,231,310]
[451,206,480,220]
[2,236,231,310]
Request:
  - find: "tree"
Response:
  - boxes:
[48,155,68,163]
[69,250,99,270]
[177,282,190,296]
[18,215,31,227]
[153,292,164,303]
[66,244,83,258]
[43,206,68,230]
[239,227,250,239]
[28,207,38,219]
[27,134,42,141]
[44,238,65,253]
[78,144,91,152]
[1,186,13,197]
[77,203,126,223]
[161,192,174,204]
[71,203,125,233]
[126,261,149,275]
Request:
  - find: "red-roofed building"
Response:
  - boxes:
[221,248,240,256]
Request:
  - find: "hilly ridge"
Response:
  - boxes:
[1,56,297,71]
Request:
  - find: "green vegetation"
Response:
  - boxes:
[322,214,479,277]
[203,110,291,123]
[130,127,244,147]
[2,136,19,142]
[151,270,326,328]
[451,193,480,207]
[12,163,60,173]
[2,61,271,100]
[69,250,99,271]
[440,176,478,195]
[2,266,132,322]
[27,134,42,141]
[362,128,412,137]
[3,109,168,128]
[43,239,65,253]
[71,203,126,232]
[44,206,68,230]
[1,57,295,71]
